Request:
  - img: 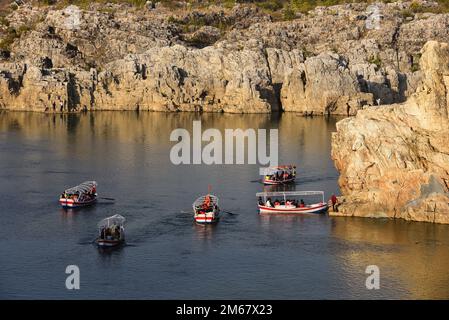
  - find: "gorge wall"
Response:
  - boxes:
[331,40,449,224]
[1,0,449,113]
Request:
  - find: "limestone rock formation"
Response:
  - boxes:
[280,52,373,115]
[94,45,277,113]
[2,1,449,113]
[331,41,449,224]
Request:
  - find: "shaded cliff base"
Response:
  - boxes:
[331,40,449,224]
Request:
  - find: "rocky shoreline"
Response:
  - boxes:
[1,0,449,114]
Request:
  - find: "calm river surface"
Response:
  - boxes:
[1,111,449,299]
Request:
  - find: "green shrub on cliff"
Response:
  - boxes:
[0,24,32,51]
[283,6,296,20]
[368,55,382,69]
[256,0,284,12]
[0,16,10,27]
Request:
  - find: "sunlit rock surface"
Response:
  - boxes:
[331,41,449,224]
[1,1,449,113]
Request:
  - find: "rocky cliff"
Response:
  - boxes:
[331,40,449,224]
[0,1,449,113]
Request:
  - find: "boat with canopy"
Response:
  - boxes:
[193,194,220,224]
[59,181,97,208]
[95,214,125,247]
[261,165,296,185]
[256,191,328,214]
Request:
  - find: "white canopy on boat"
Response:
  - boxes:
[64,181,97,195]
[192,194,219,209]
[260,165,296,176]
[98,214,125,228]
[256,191,324,202]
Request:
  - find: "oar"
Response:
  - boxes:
[222,210,238,215]
[99,197,115,201]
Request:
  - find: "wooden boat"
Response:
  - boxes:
[261,165,296,185]
[256,191,328,214]
[193,194,220,224]
[59,181,97,208]
[95,214,125,247]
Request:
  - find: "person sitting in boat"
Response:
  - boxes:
[274,199,280,207]
[283,172,289,180]
[104,227,111,239]
[203,195,211,206]
[299,199,305,208]
[265,198,273,207]
[115,226,120,239]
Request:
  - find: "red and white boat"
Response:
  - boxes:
[256,191,328,214]
[59,181,97,208]
[96,214,125,247]
[261,165,296,185]
[193,194,220,224]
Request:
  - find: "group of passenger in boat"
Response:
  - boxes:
[60,187,96,202]
[99,224,123,241]
[258,197,306,208]
[195,195,218,215]
[265,170,295,182]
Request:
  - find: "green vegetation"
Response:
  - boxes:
[283,6,296,20]
[256,0,284,12]
[410,53,421,72]
[367,55,382,68]
[38,0,148,10]
[0,16,10,27]
[0,25,31,51]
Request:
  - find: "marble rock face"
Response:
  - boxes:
[331,41,449,224]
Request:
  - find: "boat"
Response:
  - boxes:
[256,191,328,214]
[193,194,220,224]
[59,181,97,208]
[95,214,125,247]
[261,165,296,185]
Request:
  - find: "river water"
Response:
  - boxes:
[0,111,448,299]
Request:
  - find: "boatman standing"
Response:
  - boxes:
[330,194,338,212]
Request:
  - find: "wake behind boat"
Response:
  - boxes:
[96,214,125,247]
[261,165,296,185]
[256,191,328,214]
[193,194,220,224]
[59,181,97,208]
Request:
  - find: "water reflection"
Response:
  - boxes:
[1,111,448,299]
[193,223,218,242]
[331,217,449,299]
